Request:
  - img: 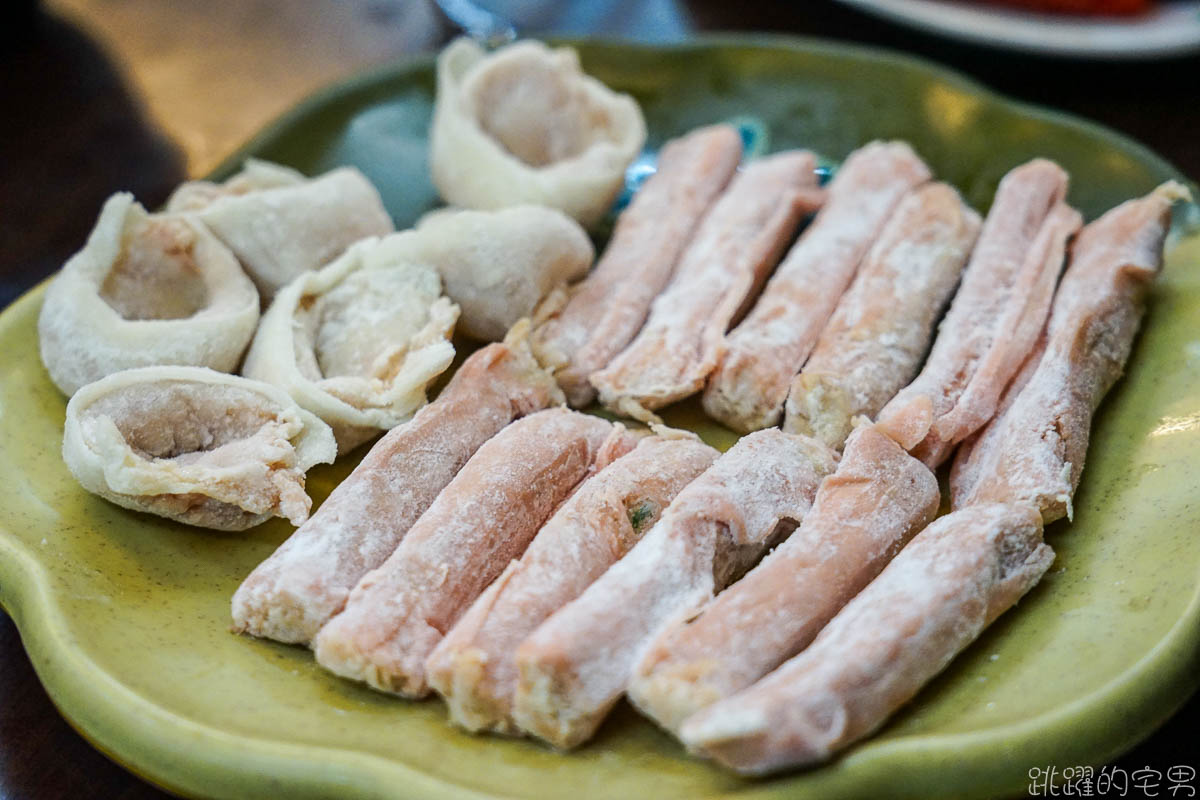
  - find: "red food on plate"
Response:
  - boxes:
[981,0,1152,15]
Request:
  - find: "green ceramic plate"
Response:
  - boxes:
[1,35,1198,800]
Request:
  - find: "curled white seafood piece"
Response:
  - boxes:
[62,366,336,531]
[165,158,308,212]
[167,160,394,300]
[37,193,260,397]
[242,235,459,454]
[400,205,592,342]
[430,38,646,228]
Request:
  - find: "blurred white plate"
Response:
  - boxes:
[835,0,1200,57]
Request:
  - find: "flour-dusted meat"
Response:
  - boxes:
[312,409,638,697]
[681,503,1052,774]
[782,183,980,449]
[876,159,1080,466]
[426,433,718,734]
[511,429,837,749]
[703,141,931,433]
[591,150,823,422]
[628,425,937,735]
[531,125,742,407]
[232,324,563,645]
[951,182,1186,521]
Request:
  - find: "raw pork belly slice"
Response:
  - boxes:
[782,182,980,449]
[591,149,823,422]
[426,433,718,733]
[681,503,1052,774]
[876,159,1080,467]
[313,408,638,697]
[232,324,563,644]
[628,424,937,735]
[511,428,837,749]
[703,141,931,433]
[951,182,1185,522]
[531,124,743,407]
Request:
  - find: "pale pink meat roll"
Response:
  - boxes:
[531,124,743,407]
[511,429,838,749]
[589,151,824,422]
[876,159,1081,467]
[231,323,563,644]
[950,182,1187,522]
[425,434,719,734]
[702,141,932,433]
[782,183,981,449]
[312,408,639,697]
[681,503,1053,774]
[627,424,938,735]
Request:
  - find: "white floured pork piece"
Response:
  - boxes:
[531,124,743,407]
[590,150,824,422]
[426,432,719,734]
[950,182,1187,522]
[167,159,393,301]
[313,409,640,697]
[231,323,562,645]
[628,424,938,736]
[703,141,932,433]
[38,193,260,396]
[429,38,646,229]
[165,158,309,212]
[62,366,335,531]
[682,503,1052,774]
[396,205,593,342]
[241,235,459,454]
[876,159,1081,467]
[782,183,980,449]
[511,429,837,750]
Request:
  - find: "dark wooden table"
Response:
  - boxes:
[2,1,1197,797]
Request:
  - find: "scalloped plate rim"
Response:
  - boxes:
[1,34,1198,800]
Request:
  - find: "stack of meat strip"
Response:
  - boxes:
[675,178,1184,774]
[231,120,1187,775]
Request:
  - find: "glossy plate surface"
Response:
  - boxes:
[2,35,1199,800]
